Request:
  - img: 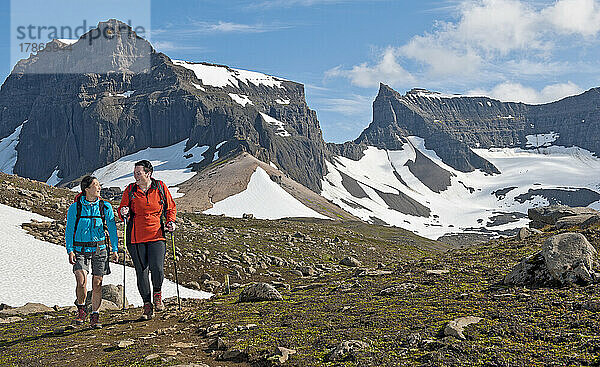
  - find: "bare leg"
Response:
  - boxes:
[74,270,87,305]
[91,275,103,312]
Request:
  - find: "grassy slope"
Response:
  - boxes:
[1,172,600,366]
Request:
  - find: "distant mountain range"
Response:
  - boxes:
[1,19,599,240]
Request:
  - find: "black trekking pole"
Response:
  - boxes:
[122,217,128,312]
[171,232,181,310]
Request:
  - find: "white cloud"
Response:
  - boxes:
[399,34,482,76]
[325,47,415,88]
[326,0,600,90]
[317,94,374,115]
[196,21,274,33]
[468,81,583,104]
[153,21,286,37]
[543,0,600,36]
[152,41,207,52]
[455,0,545,54]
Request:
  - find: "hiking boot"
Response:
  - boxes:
[140,302,153,320]
[74,305,87,325]
[90,312,102,329]
[153,291,163,311]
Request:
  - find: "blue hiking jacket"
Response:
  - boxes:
[65,196,119,253]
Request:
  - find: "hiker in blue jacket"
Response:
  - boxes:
[65,176,118,328]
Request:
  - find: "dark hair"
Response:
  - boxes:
[135,160,153,175]
[80,175,97,193]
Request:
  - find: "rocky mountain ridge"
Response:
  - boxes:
[0,19,328,192]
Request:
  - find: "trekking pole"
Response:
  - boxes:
[171,232,181,310]
[122,217,127,311]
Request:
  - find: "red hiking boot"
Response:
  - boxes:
[90,312,102,328]
[140,302,153,320]
[153,291,163,311]
[74,305,87,325]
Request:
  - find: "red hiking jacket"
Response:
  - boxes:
[118,179,176,244]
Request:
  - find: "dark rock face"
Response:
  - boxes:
[0,20,328,192]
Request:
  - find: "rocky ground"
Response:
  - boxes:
[2,171,600,366]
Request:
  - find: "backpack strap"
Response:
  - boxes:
[152,178,168,236]
[73,198,82,245]
[72,197,109,249]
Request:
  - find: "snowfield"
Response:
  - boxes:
[0,203,211,307]
[0,122,25,174]
[91,139,208,198]
[205,167,328,220]
[322,136,600,240]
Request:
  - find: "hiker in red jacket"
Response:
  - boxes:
[118,160,176,320]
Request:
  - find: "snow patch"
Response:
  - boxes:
[275,98,290,104]
[173,60,284,89]
[92,139,208,198]
[259,112,291,137]
[526,132,559,148]
[228,93,253,107]
[0,203,211,307]
[191,83,206,91]
[205,167,327,219]
[56,39,78,45]
[46,168,61,186]
[0,121,25,174]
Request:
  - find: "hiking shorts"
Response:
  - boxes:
[73,248,110,276]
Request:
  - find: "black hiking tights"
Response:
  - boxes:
[127,240,166,304]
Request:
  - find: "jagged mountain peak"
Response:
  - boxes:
[11,19,154,76]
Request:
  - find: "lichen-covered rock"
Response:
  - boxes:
[340,256,361,267]
[505,232,599,286]
[325,340,369,362]
[239,282,283,302]
[542,233,597,284]
[444,316,483,340]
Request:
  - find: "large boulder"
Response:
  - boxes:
[556,214,600,229]
[542,233,597,284]
[85,284,128,309]
[528,205,598,228]
[504,233,599,286]
[239,283,283,302]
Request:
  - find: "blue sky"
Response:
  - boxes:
[2,0,600,142]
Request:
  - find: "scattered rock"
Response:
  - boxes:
[379,283,418,296]
[271,346,296,363]
[208,337,227,351]
[0,303,53,316]
[444,316,483,340]
[426,269,449,275]
[296,265,316,277]
[170,342,197,348]
[340,256,361,267]
[217,350,248,362]
[325,340,369,362]
[144,354,160,361]
[117,340,134,349]
[517,227,535,240]
[0,316,23,324]
[239,282,283,302]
